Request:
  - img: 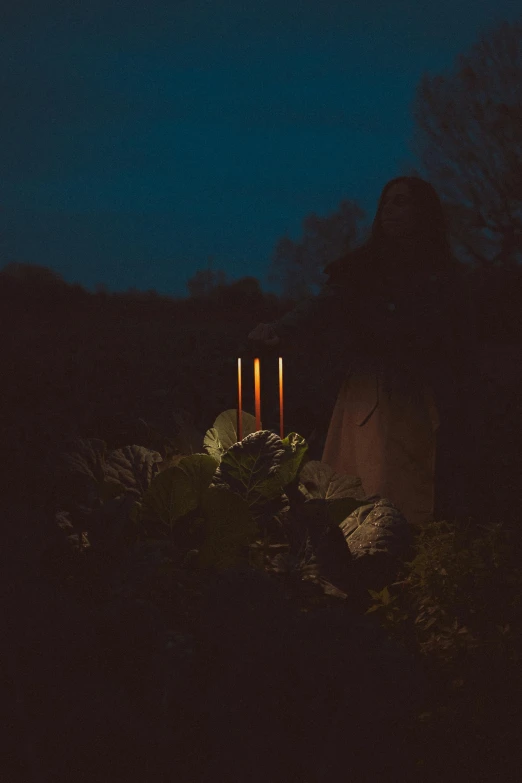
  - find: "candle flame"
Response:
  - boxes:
[237,357,243,441]
[254,357,261,431]
[279,356,284,439]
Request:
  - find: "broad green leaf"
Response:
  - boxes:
[297,460,366,501]
[130,501,141,525]
[167,417,205,455]
[139,466,194,528]
[175,453,220,497]
[97,479,126,503]
[199,485,258,570]
[105,444,163,496]
[203,409,257,461]
[268,432,308,489]
[139,454,218,529]
[55,437,108,507]
[203,427,223,463]
[326,496,367,527]
[56,438,163,516]
[58,437,108,485]
[214,430,288,506]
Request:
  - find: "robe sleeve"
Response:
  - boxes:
[377,266,479,419]
[415,269,477,380]
[266,280,349,351]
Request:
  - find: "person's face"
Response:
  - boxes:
[379,182,417,239]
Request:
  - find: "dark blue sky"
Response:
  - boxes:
[1,0,520,298]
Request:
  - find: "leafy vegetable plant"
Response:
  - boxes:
[53,408,368,578]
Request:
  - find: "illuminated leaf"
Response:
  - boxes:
[212,430,288,505]
[199,485,258,570]
[105,444,163,496]
[203,409,257,461]
[139,454,219,529]
[297,459,366,501]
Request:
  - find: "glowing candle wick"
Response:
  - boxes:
[237,357,243,441]
[279,356,284,439]
[254,357,261,431]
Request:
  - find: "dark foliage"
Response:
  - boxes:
[1,266,522,782]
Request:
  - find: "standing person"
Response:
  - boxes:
[248,177,477,526]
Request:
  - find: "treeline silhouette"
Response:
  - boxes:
[0,263,302,509]
[0,258,521,524]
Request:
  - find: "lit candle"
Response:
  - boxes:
[237,357,243,441]
[254,357,261,431]
[279,356,284,439]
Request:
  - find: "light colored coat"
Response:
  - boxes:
[269,248,477,525]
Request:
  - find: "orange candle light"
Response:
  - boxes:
[279,356,284,439]
[254,357,261,431]
[237,357,243,441]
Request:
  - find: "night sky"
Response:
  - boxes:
[1,1,520,298]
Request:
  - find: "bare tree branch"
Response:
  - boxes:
[411,18,522,268]
[267,199,366,299]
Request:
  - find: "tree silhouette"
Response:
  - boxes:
[0,261,68,287]
[267,198,366,299]
[411,18,522,268]
[186,267,228,298]
[209,275,263,305]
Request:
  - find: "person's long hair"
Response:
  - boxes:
[371,176,451,253]
[325,176,460,283]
